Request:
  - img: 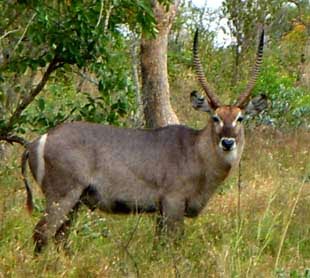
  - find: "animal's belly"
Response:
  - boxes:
[81,181,159,214]
[108,199,158,214]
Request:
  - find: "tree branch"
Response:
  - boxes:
[0,29,20,41]
[104,3,114,33]
[11,13,37,57]
[0,134,28,146]
[2,57,62,134]
[74,69,99,86]
[96,0,105,28]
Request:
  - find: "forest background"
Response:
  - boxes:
[0,0,309,277]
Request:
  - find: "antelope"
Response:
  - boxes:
[22,30,267,252]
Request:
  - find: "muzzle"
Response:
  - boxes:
[220,137,236,151]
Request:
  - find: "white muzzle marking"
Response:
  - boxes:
[37,134,47,185]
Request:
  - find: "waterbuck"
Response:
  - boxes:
[22,30,267,252]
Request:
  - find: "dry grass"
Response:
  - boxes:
[0,128,309,277]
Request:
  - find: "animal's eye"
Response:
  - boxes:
[237,116,244,122]
[212,115,220,123]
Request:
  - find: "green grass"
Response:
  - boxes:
[0,129,309,277]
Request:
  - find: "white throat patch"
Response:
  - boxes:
[222,148,238,164]
[217,144,239,165]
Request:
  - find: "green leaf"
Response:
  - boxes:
[37,98,45,112]
[98,80,105,92]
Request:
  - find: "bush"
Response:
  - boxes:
[254,60,309,128]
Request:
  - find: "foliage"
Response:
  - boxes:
[251,58,309,128]
[0,0,157,135]
[221,0,282,85]
[168,0,309,129]
[0,0,308,136]
[23,69,136,134]
[168,1,239,105]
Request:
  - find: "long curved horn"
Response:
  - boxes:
[236,29,265,108]
[193,29,221,108]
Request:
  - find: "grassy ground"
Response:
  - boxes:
[0,128,309,277]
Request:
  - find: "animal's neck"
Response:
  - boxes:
[196,124,244,193]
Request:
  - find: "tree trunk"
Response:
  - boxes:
[141,0,180,128]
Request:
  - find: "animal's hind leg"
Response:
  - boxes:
[54,202,81,250]
[33,217,48,253]
[33,186,83,253]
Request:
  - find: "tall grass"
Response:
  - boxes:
[0,129,309,277]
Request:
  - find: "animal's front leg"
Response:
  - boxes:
[155,195,185,239]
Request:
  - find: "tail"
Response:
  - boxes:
[21,149,33,214]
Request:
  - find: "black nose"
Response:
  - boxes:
[221,138,235,151]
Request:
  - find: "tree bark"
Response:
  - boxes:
[141,0,180,128]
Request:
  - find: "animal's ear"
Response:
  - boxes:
[244,94,268,116]
[190,91,213,113]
